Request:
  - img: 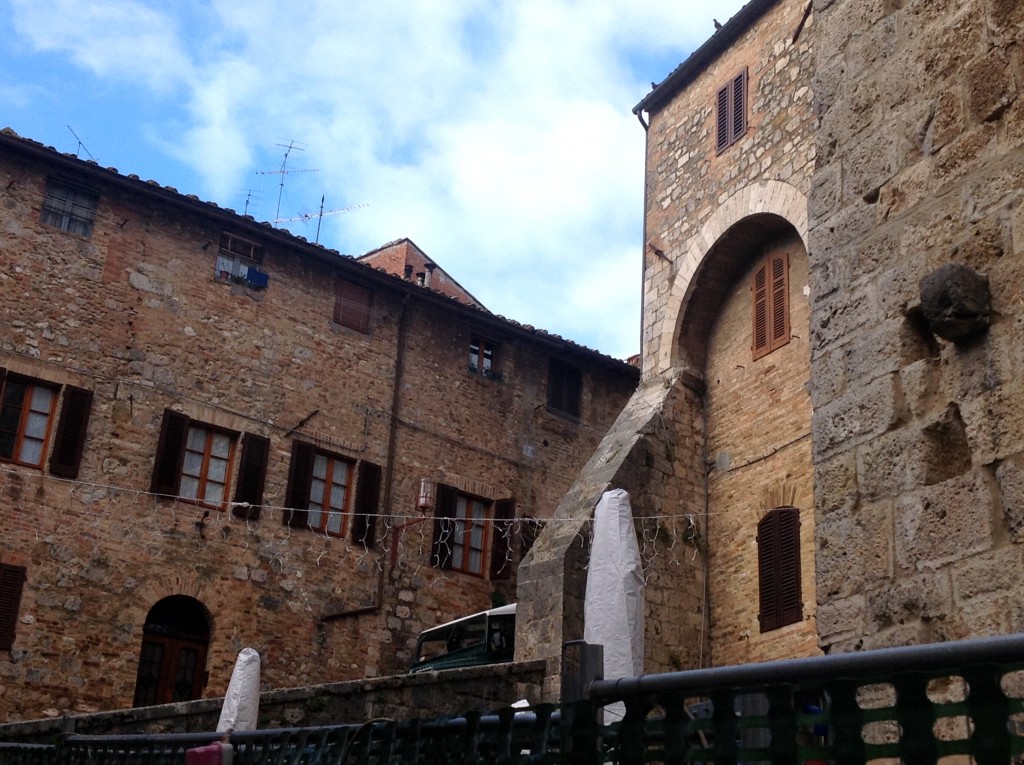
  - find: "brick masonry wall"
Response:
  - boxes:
[0,143,637,720]
[641,0,816,377]
[810,0,1024,650]
[704,231,817,665]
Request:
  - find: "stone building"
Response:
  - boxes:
[520,0,1024,701]
[517,0,817,695]
[0,128,639,721]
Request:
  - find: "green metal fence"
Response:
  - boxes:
[4,633,1024,764]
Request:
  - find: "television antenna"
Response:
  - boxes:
[257,141,318,227]
[275,197,369,243]
[67,125,95,161]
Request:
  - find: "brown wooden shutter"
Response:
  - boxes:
[752,261,769,359]
[716,85,730,152]
[335,280,372,333]
[489,498,516,580]
[283,440,315,528]
[430,484,458,570]
[0,563,27,651]
[233,434,270,520]
[49,385,93,478]
[351,461,382,548]
[778,507,803,626]
[769,252,790,351]
[149,410,190,496]
[731,69,747,144]
[757,507,802,632]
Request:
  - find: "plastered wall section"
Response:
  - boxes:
[641,0,816,378]
[809,0,1024,651]
[704,234,817,666]
[0,149,637,720]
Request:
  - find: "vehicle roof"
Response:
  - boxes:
[419,603,517,638]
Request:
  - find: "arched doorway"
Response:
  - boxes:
[133,595,210,706]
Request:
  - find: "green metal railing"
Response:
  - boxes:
[4,633,1024,763]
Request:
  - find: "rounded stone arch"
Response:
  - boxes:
[655,180,809,374]
[132,594,212,706]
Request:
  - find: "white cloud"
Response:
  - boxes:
[5,0,749,358]
[8,0,194,92]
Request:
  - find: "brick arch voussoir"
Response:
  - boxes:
[654,180,808,375]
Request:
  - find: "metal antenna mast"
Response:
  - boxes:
[274,198,369,244]
[67,126,95,161]
[256,141,318,227]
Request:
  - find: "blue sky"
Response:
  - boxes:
[1,0,747,359]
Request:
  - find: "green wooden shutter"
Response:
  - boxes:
[233,434,270,520]
[0,564,27,651]
[49,385,93,479]
[431,484,458,570]
[283,440,316,528]
[351,461,382,548]
[150,410,190,496]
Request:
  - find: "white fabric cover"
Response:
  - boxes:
[216,648,261,733]
[584,489,645,721]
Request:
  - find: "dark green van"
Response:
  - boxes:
[409,603,516,673]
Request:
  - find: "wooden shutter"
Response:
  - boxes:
[49,385,93,478]
[0,563,27,651]
[757,507,802,632]
[351,461,382,548]
[233,434,270,520]
[335,280,372,333]
[752,261,770,358]
[489,498,516,580]
[769,252,790,350]
[716,68,748,153]
[430,484,458,569]
[752,252,789,360]
[778,507,803,626]
[731,69,747,144]
[716,85,730,152]
[283,440,315,528]
[149,410,190,496]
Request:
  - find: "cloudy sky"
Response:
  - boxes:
[1,0,747,359]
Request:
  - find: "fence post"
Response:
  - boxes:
[561,640,603,764]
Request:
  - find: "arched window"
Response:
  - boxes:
[133,595,210,707]
[757,507,802,632]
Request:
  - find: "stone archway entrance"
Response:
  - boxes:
[132,595,210,706]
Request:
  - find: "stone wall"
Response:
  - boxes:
[809,0,1024,651]
[516,371,705,701]
[0,660,545,744]
[0,134,637,720]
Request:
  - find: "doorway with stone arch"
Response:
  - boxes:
[676,211,817,667]
[132,595,211,707]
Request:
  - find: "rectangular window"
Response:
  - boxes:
[0,376,58,468]
[334,280,372,333]
[180,425,236,509]
[0,563,27,651]
[215,231,268,289]
[430,486,515,578]
[469,335,499,379]
[40,179,99,237]
[0,369,92,477]
[283,441,369,539]
[752,251,790,360]
[547,358,582,419]
[149,410,240,510]
[716,68,748,153]
[758,506,802,632]
[307,452,353,536]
